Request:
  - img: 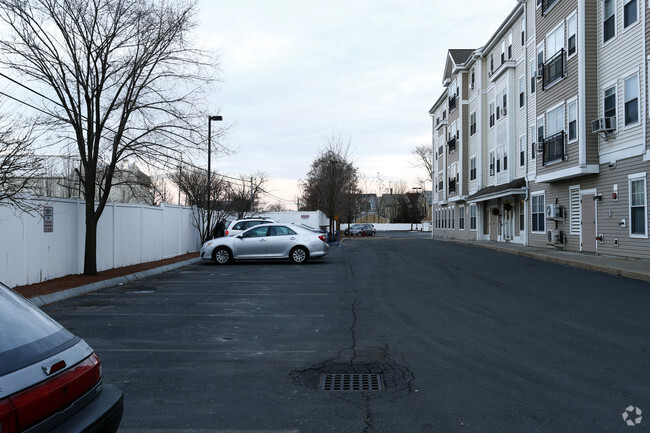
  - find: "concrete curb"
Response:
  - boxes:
[29,258,201,307]
[444,239,650,282]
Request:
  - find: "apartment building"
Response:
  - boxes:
[430,0,649,260]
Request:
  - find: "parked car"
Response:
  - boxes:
[346,224,376,236]
[224,217,276,237]
[200,223,330,264]
[0,281,123,433]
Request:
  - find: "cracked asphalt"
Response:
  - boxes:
[44,232,650,432]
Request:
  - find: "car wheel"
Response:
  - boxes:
[290,246,309,264]
[213,247,232,264]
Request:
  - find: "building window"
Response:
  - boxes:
[490,54,494,73]
[451,208,455,229]
[530,61,536,94]
[624,0,638,28]
[471,69,475,89]
[521,17,526,46]
[470,204,477,230]
[502,90,507,116]
[489,102,495,127]
[520,136,526,167]
[508,32,513,59]
[624,74,639,126]
[519,77,525,108]
[568,99,578,142]
[536,45,544,78]
[459,206,465,230]
[603,0,616,43]
[567,13,577,57]
[470,157,477,181]
[604,85,616,120]
[489,151,496,176]
[501,40,506,64]
[470,112,477,136]
[629,175,647,237]
[545,105,565,164]
[530,125,536,160]
[531,194,545,233]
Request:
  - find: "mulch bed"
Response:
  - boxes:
[13,252,198,299]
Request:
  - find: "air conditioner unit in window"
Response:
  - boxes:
[546,229,561,245]
[591,116,616,134]
[536,142,544,153]
[545,203,564,220]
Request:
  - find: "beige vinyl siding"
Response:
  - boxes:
[597,0,646,160]
[594,156,649,259]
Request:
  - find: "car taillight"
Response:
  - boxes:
[9,353,101,431]
[0,398,17,433]
[225,230,229,235]
[318,235,325,242]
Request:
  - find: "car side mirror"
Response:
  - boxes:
[236,235,244,239]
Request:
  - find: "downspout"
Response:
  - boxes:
[518,0,530,246]
[429,112,435,239]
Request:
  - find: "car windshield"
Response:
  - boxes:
[0,283,77,375]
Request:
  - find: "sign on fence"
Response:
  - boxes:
[43,206,54,233]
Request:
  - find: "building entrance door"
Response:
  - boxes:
[581,195,597,253]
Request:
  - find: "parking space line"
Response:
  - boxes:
[99,349,316,354]
[54,313,325,318]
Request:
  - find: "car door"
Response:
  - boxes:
[265,226,299,257]
[232,226,270,258]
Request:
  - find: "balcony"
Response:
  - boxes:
[447,136,456,153]
[448,95,457,112]
[448,178,456,194]
[542,49,564,89]
[542,131,565,165]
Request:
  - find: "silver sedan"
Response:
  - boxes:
[200,223,330,264]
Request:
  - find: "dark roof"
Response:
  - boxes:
[467,178,527,202]
[448,49,475,65]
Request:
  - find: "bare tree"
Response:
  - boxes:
[0,119,44,210]
[0,0,223,274]
[170,168,232,243]
[300,132,359,233]
[229,173,268,219]
[411,144,434,183]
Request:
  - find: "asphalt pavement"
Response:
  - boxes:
[41,233,650,432]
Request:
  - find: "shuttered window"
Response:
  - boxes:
[570,186,581,234]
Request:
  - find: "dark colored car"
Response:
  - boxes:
[0,281,123,433]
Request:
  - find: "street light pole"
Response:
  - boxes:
[207,115,223,238]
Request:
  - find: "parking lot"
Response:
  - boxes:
[44,233,650,432]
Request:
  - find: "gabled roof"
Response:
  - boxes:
[443,49,476,84]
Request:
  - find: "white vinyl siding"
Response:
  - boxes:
[624,74,639,126]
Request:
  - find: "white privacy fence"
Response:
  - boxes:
[0,197,201,288]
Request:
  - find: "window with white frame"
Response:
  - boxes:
[530,61,536,93]
[489,102,495,127]
[501,40,506,64]
[521,17,526,46]
[624,74,639,126]
[537,117,545,147]
[496,146,502,173]
[568,99,578,142]
[531,194,545,232]
[489,150,496,176]
[547,24,564,58]
[520,136,526,166]
[536,44,544,77]
[603,0,616,43]
[624,0,638,28]
[569,186,581,234]
[470,111,477,136]
[490,53,494,73]
[604,85,617,120]
[459,206,465,230]
[451,207,455,229]
[470,204,477,230]
[470,156,477,181]
[471,68,475,89]
[547,104,565,136]
[567,13,577,57]
[629,174,647,237]
[508,32,513,59]
[519,76,526,108]
[530,125,536,160]
[502,89,508,116]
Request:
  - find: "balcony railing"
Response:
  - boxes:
[543,49,564,89]
[542,131,565,165]
[447,137,456,153]
[448,178,456,194]
[542,0,559,15]
[448,95,457,112]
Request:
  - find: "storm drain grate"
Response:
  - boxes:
[318,373,384,392]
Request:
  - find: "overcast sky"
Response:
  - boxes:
[196,0,518,209]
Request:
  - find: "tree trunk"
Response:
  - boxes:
[83,197,98,275]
